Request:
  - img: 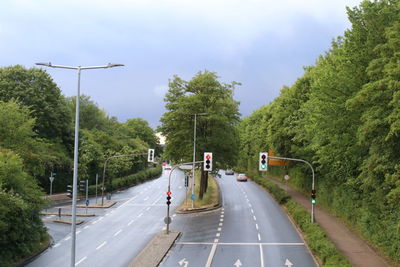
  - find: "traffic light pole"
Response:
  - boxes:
[166,160,204,234]
[268,156,315,223]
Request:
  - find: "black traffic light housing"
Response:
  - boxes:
[166,191,171,205]
[67,185,72,198]
[311,189,316,204]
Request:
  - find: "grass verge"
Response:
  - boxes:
[179,171,220,211]
[250,173,351,267]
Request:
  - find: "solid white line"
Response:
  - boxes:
[75,256,87,266]
[96,241,107,250]
[114,229,122,236]
[128,220,135,226]
[259,244,265,267]
[205,243,218,267]
[176,242,305,246]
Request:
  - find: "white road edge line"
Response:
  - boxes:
[128,220,135,226]
[96,241,107,250]
[75,256,87,266]
[53,243,60,248]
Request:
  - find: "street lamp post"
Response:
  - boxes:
[35,62,123,267]
[191,113,207,208]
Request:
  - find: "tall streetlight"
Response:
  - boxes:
[191,113,207,208]
[35,62,124,267]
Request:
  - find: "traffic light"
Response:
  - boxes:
[67,185,72,198]
[79,180,86,192]
[166,191,171,205]
[259,152,268,171]
[311,189,316,204]
[204,152,213,171]
[147,148,155,162]
[185,174,189,187]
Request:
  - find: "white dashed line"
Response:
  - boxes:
[214,239,219,243]
[128,220,134,226]
[137,213,143,218]
[84,226,89,229]
[76,230,81,235]
[114,229,122,236]
[220,219,224,222]
[75,256,87,266]
[53,243,60,248]
[219,223,223,226]
[64,236,71,241]
[216,233,220,237]
[146,207,151,211]
[251,209,254,214]
[217,228,222,231]
[253,215,257,221]
[96,241,107,250]
[258,234,261,241]
[255,224,259,230]
[220,215,224,218]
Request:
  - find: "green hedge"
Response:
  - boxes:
[250,173,351,267]
[86,166,162,195]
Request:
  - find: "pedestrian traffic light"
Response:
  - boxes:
[147,148,155,162]
[79,180,86,192]
[166,191,171,205]
[204,152,212,171]
[185,174,189,187]
[67,185,72,198]
[311,189,316,204]
[259,152,268,171]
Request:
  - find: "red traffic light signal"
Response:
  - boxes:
[166,191,171,196]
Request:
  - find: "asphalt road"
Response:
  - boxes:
[160,171,318,267]
[27,169,186,267]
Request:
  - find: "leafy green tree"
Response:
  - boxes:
[159,71,240,198]
[0,65,72,144]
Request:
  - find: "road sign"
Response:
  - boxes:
[284,174,290,181]
[86,199,90,206]
[191,194,195,200]
[49,176,54,183]
[164,216,171,224]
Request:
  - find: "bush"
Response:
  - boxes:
[250,172,351,267]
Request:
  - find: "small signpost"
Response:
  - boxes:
[49,172,56,196]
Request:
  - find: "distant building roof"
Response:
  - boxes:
[156,132,166,145]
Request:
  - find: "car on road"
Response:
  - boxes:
[225,169,234,175]
[236,173,248,182]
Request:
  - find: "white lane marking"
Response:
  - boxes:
[249,204,252,208]
[253,215,257,221]
[144,196,149,201]
[98,217,103,221]
[128,220,135,226]
[205,243,218,267]
[75,256,87,266]
[214,239,219,243]
[216,233,220,237]
[76,230,81,235]
[152,195,163,205]
[146,207,151,211]
[137,213,143,218]
[105,213,111,216]
[178,186,182,189]
[219,223,223,227]
[96,241,107,250]
[53,243,60,248]
[217,228,222,231]
[258,234,261,241]
[176,242,305,246]
[64,236,71,241]
[220,219,224,222]
[114,229,122,236]
[255,224,259,230]
[83,226,89,229]
[259,244,265,267]
[221,211,224,214]
[162,226,166,230]
[172,214,177,218]
[251,209,254,214]
[222,208,224,211]
[220,215,224,218]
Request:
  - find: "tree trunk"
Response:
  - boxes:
[199,168,207,200]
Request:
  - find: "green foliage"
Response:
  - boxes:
[0,150,47,266]
[237,0,400,263]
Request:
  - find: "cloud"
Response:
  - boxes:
[153,85,169,98]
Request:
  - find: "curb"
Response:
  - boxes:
[14,234,53,267]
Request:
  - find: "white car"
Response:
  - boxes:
[236,173,248,182]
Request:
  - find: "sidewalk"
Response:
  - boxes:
[268,177,390,267]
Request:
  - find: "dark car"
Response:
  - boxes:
[225,169,234,175]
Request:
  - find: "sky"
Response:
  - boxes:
[0,0,362,128]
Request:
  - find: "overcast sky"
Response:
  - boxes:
[1,0,362,128]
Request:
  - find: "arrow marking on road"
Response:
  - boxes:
[178,258,189,267]
[285,259,294,267]
[234,259,242,267]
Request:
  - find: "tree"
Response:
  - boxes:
[159,71,240,198]
[0,65,72,144]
